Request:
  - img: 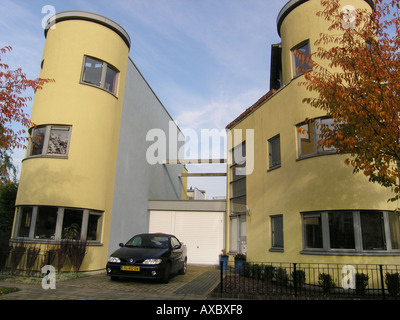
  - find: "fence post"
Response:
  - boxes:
[379,265,386,300]
[220,260,223,297]
[293,263,297,298]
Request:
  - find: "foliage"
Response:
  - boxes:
[355,272,369,295]
[385,272,400,297]
[318,273,335,294]
[0,182,18,240]
[298,0,400,203]
[292,269,306,290]
[0,46,53,183]
[235,253,246,260]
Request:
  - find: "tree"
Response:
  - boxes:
[0,46,53,183]
[298,0,400,203]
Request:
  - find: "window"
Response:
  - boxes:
[271,215,284,250]
[328,211,355,249]
[16,207,33,238]
[34,206,58,240]
[292,41,312,77]
[14,206,103,243]
[229,142,247,254]
[28,125,71,158]
[81,56,119,95]
[303,214,323,249]
[297,117,336,158]
[360,211,386,250]
[268,135,281,170]
[301,211,400,254]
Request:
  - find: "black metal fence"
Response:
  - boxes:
[215,261,400,300]
[0,241,88,277]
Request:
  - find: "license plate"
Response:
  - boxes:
[121,266,140,271]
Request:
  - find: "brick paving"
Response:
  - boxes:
[0,265,221,300]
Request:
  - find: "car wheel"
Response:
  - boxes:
[161,262,171,283]
[110,276,119,281]
[179,258,187,275]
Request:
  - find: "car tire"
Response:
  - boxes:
[110,276,119,281]
[161,262,171,283]
[179,258,187,275]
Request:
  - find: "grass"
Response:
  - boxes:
[0,286,20,296]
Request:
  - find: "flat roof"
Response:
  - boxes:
[44,10,131,49]
[277,0,375,36]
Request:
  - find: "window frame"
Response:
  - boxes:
[270,214,284,252]
[268,134,281,171]
[27,125,72,159]
[80,55,119,96]
[291,40,312,78]
[301,210,400,255]
[13,206,103,244]
[296,117,336,160]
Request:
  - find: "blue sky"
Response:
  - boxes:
[0,0,288,198]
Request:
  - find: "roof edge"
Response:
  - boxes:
[44,10,131,49]
[226,89,277,130]
[277,0,375,37]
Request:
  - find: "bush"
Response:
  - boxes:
[385,272,400,297]
[292,269,306,290]
[263,265,276,282]
[318,273,335,294]
[355,273,369,295]
[275,267,289,286]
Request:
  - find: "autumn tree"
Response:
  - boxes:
[298,0,400,202]
[0,46,52,183]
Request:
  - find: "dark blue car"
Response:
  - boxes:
[106,233,187,283]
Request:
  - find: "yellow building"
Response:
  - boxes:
[11,11,186,272]
[225,0,400,266]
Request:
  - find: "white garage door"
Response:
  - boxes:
[149,211,224,265]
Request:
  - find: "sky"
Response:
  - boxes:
[0,0,288,199]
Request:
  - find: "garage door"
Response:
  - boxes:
[149,211,224,265]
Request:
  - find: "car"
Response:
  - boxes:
[106,233,187,283]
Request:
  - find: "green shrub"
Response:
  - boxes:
[263,265,276,282]
[355,273,369,295]
[275,267,289,286]
[385,272,400,297]
[318,273,335,294]
[292,269,306,290]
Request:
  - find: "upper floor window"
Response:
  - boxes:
[292,41,312,77]
[28,125,72,158]
[81,56,119,95]
[268,134,281,170]
[296,117,336,159]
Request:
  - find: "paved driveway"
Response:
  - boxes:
[0,265,220,300]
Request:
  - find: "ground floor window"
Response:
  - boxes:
[229,214,247,254]
[14,206,103,243]
[301,210,400,254]
[270,215,284,251]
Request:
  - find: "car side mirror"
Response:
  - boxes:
[119,243,124,247]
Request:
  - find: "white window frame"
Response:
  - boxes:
[13,206,103,244]
[81,55,119,96]
[301,211,400,255]
[27,125,72,158]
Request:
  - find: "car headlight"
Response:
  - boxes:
[143,259,162,265]
[108,257,121,263]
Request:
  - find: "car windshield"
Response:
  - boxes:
[125,234,169,249]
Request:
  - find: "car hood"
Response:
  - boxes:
[111,246,168,260]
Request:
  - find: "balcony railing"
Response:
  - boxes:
[214,261,400,300]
